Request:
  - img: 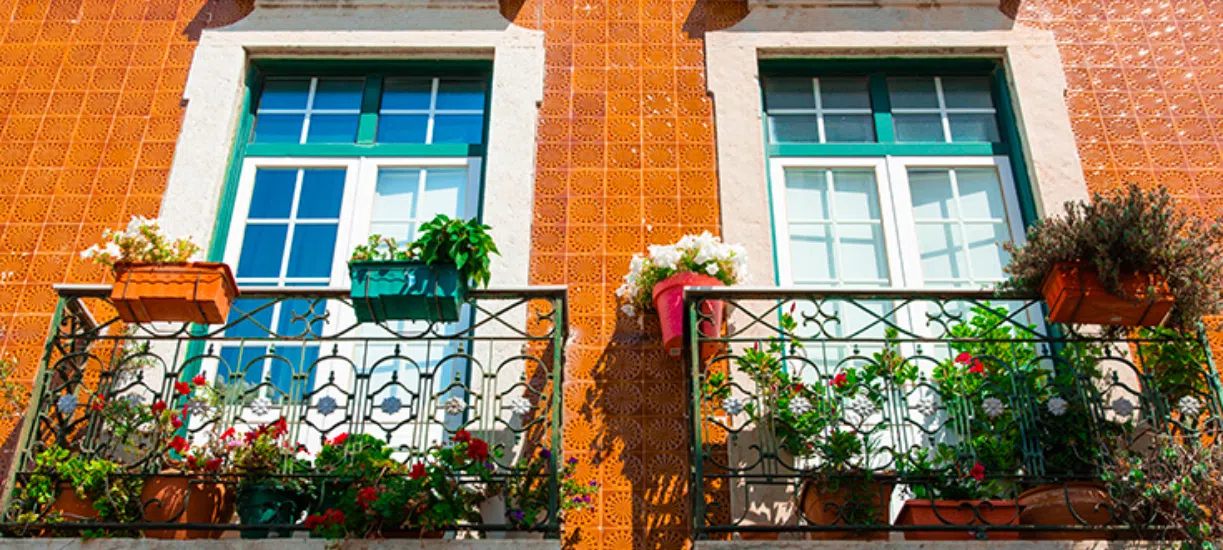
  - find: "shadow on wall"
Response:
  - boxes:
[182,0,256,41]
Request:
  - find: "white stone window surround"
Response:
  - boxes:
[159,5,545,287]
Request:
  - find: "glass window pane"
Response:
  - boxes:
[819,77,871,109]
[941,77,994,109]
[763,77,816,110]
[305,114,358,143]
[313,79,363,110]
[823,114,875,142]
[236,225,288,278]
[965,223,1011,281]
[224,298,275,338]
[420,168,467,220]
[784,169,829,221]
[769,115,819,143]
[278,299,327,337]
[249,169,296,219]
[948,113,1000,142]
[838,224,888,282]
[432,114,484,144]
[831,170,880,221]
[252,114,304,143]
[297,169,346,219]
[382,77,433,111]
[259,78,310,110]
[376,115,429,143]
[909,169,957,219]
[955,168,1006,220]
[436,79,486,110]
[789,223,834,282]
[286,224,338,278]
[369,222,415,245]
[373,169,420,222]
[888,77,939,109]
[275,346,320,401]
[219,346,268,387]
[894,113,945,142]
[916,222,967,281]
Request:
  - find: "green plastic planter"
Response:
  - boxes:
[349,260,467,323]
[236,485,304,539]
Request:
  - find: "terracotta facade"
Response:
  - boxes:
[0,0,1221,548]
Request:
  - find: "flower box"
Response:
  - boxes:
[140,471,235,540]
[1040,262,1174,326]
[799,478,893,540]
[895,499,1020,540]
[110,262,238,325]
[349,261,466,323]
[1018,482,1114,540]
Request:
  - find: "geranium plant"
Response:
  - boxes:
[80,216,201,270]
[615,231,747,317]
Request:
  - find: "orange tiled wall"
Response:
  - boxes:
[0,0,251,460]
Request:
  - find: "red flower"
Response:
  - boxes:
[792,383,804,393]
[452,429,471,443]
[328,433,348,446]
[270,417,287,437]
[91,397,105,412]
[830,372,848,389]
[204,457,223,472]
[171,414,183,429]
[186,456,199,470]
[192,374,207,386]
[152,400,167,415]
[174,382,191,396]
[324,509,345,525]
[357,487,379,509]
[969,462,985,482]
[955,352,972,364]
[408,463,427,480]
[968,360,985,375]
[466,438,490,461]
[221,428,235,440]
[169,436,189,454]
[303,515,324,529]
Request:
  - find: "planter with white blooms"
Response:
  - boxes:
[616,232,746,356]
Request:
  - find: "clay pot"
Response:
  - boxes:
[895,499,1020,540]
[50,484,97,520]
[111,262,238,324]
[140,471,235,539]
[1018,482,1115,540]
[652,272,725,357]
[799,478,894,540]
[1041,262,1173,326]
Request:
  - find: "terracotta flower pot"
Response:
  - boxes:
[1018,482,1114,540]
[1040,262,1173,326]
[652,272,725,357]
[896,499,1020,540]
[111,262,238,324]
[140,471,235,539]
[50,484,97,520]
[799,478,894,540]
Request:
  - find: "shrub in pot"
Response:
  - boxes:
[12,445,143,538]
[895,444,1019,540]
[495,448,598,538]
[1002,185,1223,330]
[231,418,315,539]
[616,232,747,356]
[348,215,498,323]
[82,216,237,324]
[1102,433,1223,546]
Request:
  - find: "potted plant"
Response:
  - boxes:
[12,445,143,538]
[231,418,314,539]
[498,448,598,537]
[616,232,747,356]
[1103,433,1222,546]
[348,214,498,324]
[895,444,1020,540]
[81,216,237,324]
[1003,185,1223,329]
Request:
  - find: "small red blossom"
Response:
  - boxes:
[296,444,310,456]
[174,381,191,396]
[270,417,287,437]
[466,438,490,461]
[328,433,348,446]
[357,487,380,509]
[831,372,848,389]
[955,352,972,364]
[169,436,189,454]
[324,509,345,525]
[152,400,167,415]
[968,360,985,375]
[171,414,183,429]
[91,397,105,412]
[303,515,324,529]
[408,463,427,480]
[192,374,207,386]
[452,429,471,443]
[792,383,804,393]
[221,428,235,440]
[186,456,199,470]
[204,457,223,472]
[969,462,985,482]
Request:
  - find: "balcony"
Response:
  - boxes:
[686,287,1222,542]
[0,284,567,541]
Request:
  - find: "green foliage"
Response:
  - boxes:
[0,356,27,420]
[12,446,143,537]
[1002,184,1223,331]
[349,234,417,262]
[414,215,499,288]
[231,418,315,499]
[1103,435,1223,548]
[504,449,597,529]
[1135,326,1210,406]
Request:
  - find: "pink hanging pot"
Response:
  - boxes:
[651,272,725,356]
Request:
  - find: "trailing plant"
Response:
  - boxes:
[414,214,499,288]
[80,216,201,270]
[504,448,598,529]
[1002,184,1223,330]
[615,231,747,316]
[11,446,143,537]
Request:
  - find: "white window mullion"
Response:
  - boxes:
[425,78,440,145]
[300,78,319,144]
[933,77,952,143]
[947,169,980,286]
[812,78,826,144]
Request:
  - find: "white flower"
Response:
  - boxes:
[443,396,466,415]
[982,397,1006,419]
[1179,396,1202,418]
[846,395,877,421]
[249,396,271,416]
[722,396,746,416]
[1047,397,1069,417]
[914,395,939,417]
[316,396,338,416]
[56,394,78,415]
[80,244,100,259]
[648,244,682,270]
[378,396,402,414]
[704,263,719,276]
[788,396,813,416]
[1111,397,1135,417]
[102,242,120,258]
[186,396,214,418]
[508,397,532,416]
[628,255,646,276]
[620,304,636,317]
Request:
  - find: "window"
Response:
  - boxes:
[214,63,490,405]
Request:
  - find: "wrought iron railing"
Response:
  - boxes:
[687,287,1223,540]
[1,284,566,538]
